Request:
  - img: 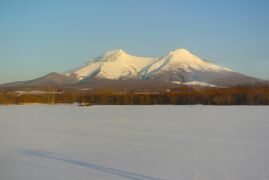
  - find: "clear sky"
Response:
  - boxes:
[0,0,268,83]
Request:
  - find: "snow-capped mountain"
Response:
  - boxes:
[65,49,154,80]
[145,49,231,74]
[142,49,232,81]
[63,48,258,86]
[0,49,261,88]
[65,48,234,82]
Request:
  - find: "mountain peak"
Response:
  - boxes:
[168,49,193,57]
[92,49,128,63]
[105,49,127,56]
[65,48,235,83]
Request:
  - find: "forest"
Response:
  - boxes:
[0,85,269,105]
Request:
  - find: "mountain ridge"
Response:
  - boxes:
[65,48,233,80]
[0,49,263,88]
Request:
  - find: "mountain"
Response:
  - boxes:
[65,49,153,80]
[0,49,262,88]
[65,48,259,86]
[140,49,232,82]
[0,72,77,88]
[140,49,259,85]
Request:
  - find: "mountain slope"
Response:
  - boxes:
[142,49,233,82]
[71,49,262,86]
[0,49,263,88]
[0,73,77,87]
[65,48,247,84]
[65,49,154,80]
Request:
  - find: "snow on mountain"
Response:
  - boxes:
[65,48,233,83]
[65,49,154,80]
[143,49,232,78]
[172,81,217,87]
[1,48,261,88]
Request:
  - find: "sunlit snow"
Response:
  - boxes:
[1,105,269,180]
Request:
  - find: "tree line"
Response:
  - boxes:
[0,86,269,105]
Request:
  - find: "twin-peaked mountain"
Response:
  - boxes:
[1,49,261,88]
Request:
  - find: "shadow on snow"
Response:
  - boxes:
[21,149,161,180]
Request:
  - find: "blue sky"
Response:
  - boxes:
[0,0,268,83]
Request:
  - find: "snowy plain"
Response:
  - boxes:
[0,105,269,180]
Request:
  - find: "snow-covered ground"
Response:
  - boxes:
[0,105,269,180]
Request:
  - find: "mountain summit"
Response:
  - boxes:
[65,48,239,84]
[65,49,154,80]
[1,49,261,88]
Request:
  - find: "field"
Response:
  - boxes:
[0,105,269,180]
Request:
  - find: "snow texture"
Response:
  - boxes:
[66,49,154,80]
[65,49,232,82]
[1,105,269,180]
[143,49,231,77]
[172,81,217,87]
